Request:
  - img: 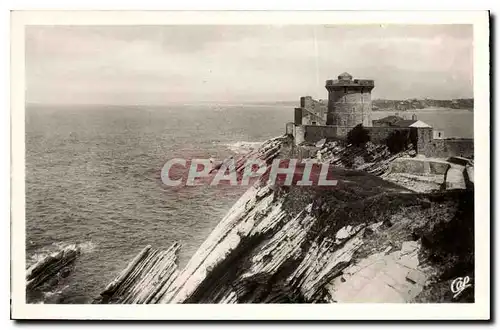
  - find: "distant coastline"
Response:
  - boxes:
[372,98,474,111]
[235,98,474,111]
[373,107,473,113]
[25,99,474,111]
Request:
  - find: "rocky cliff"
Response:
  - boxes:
[93,136,474,304]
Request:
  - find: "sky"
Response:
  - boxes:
[25,25,473,105]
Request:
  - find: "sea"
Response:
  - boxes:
[25,104,473,303]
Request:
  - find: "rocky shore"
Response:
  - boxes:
[88,135,474,304]
[25,244,81,303]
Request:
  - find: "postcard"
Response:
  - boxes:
[11,10,490,320]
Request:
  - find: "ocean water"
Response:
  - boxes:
[25,104,291,303]
[25,104,473,303]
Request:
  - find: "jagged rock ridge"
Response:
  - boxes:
[26,244,81,303]
[92,136,474,304]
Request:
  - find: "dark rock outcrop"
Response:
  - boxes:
[26,244,81,303]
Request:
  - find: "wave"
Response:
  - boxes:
[27,241,96,304]
[43,284,70,300]
[27,240,96,267]
[223,141,263,154]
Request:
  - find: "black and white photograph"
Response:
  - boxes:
[10,10,490,320]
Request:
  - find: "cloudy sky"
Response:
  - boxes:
[25,25,473,104]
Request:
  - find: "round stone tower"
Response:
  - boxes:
[325,72,375,127]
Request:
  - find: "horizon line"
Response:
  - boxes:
[25,96,474,107]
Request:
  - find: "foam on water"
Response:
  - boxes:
[27,241,96,268]
[223,141,263,154]
[43,285,70,300]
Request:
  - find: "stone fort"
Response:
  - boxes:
[287,72,474,159]
[325,72,374,127]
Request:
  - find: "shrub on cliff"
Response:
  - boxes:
[347,124,371,147]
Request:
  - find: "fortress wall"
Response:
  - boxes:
[416,128,473,157]
[365,127,413,144]
[300,96,327,120]
[361,90,373,126]
[417,128,434,155]
[301,125,407,144]
[301,125,411,144]
[286,122,295,136]
[301,125,341,143]
[296,125,474,159]
[421,139,474,158]
[389,158,450,175]
[294,108,303,125]
[295,125,306,145]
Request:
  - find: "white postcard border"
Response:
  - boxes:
[10,10,490,320]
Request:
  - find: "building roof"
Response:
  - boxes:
[372,116,432,128]
[395,120,418,127]
[396,119,432,128]
[372,115,405,126]
[408,120,432,128]
[338,72,353,80]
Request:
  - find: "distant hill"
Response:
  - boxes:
[244,100,299,107]
[240,98,474,111]
[372,98,473,111]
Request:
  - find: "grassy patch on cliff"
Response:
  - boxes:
[277,169,474,303]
